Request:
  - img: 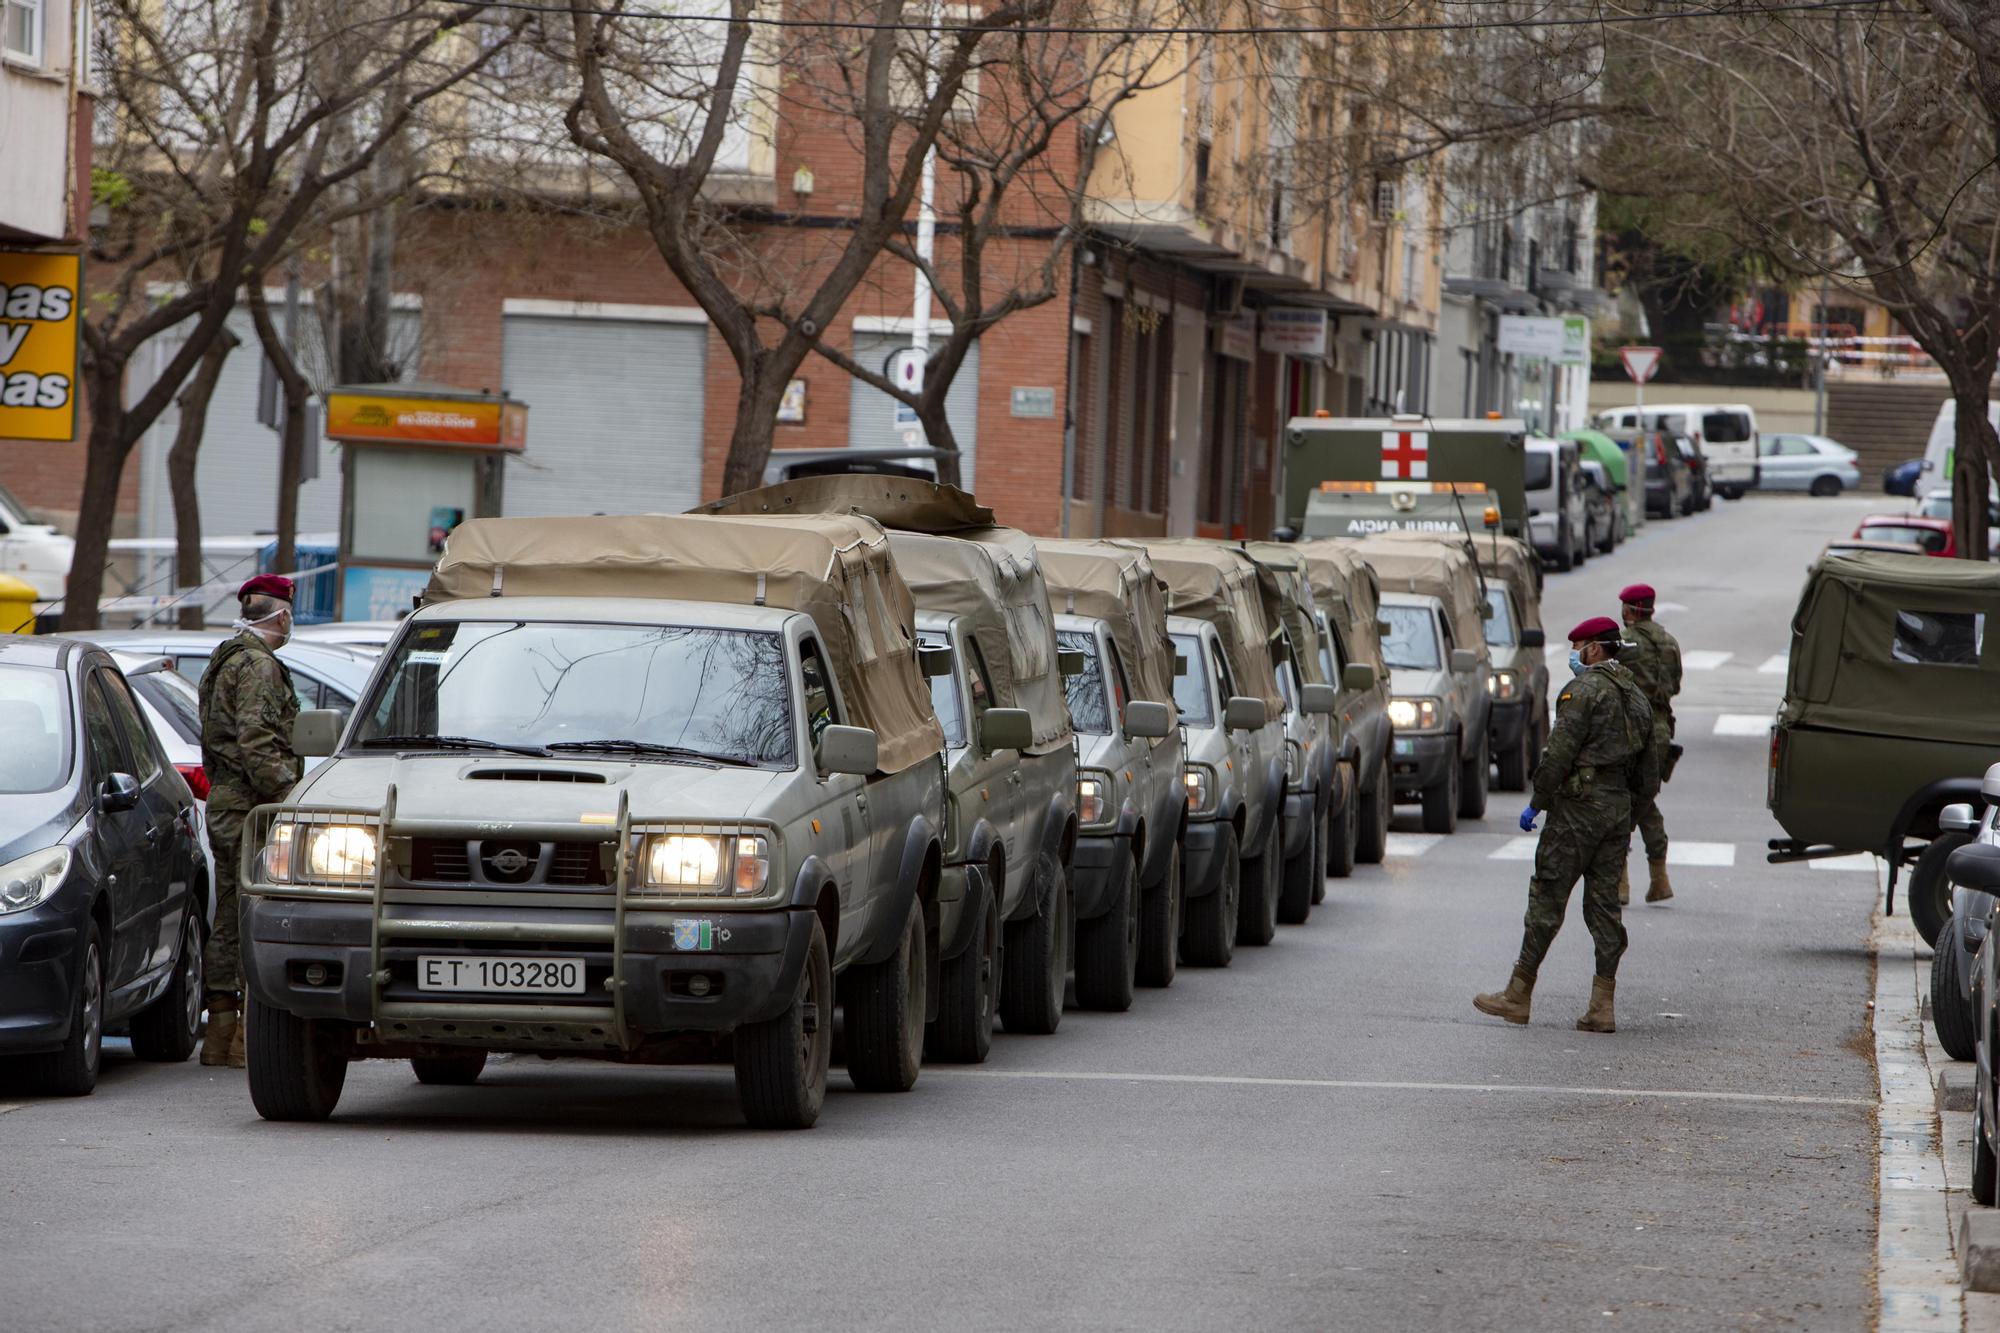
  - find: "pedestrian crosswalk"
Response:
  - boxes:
[1680,650,1733,671]
[1376,829,1876,871]
[1758,654,1789,675]
[1712,713,1771,737]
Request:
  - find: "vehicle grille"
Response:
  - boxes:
[402,837,612,888]
[412,838,472,882]
[548,841,609,886]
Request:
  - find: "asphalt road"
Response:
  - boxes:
[0,494,1890,1332]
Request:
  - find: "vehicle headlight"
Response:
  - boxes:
[261,823,295,883]
[1387,696,1442,731]
[302,825,378,883]
[1284,739,1303,786]
[1077,771,1112,828]
[1184,763,1217,816]
[0,846,71,915]
[1488,670,1520,701]
[641,833,771,896]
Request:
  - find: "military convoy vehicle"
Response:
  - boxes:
[240,512,948,1130]
[1295,540,1394,876]
[1768,549,2000,945]
[1280,414,1530,542]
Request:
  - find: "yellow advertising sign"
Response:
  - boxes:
[325,389,527,451]
[0,250,82,442]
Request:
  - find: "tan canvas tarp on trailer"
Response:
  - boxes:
[1783,549,2000,745]
[702,477,1072,755]
[1364,529,1541,634]
[422,512,944,774]
[1350,532,1487,657]
[1131,539,1285,715]
[1295,539,1387,674]
[1240,542,1330,686]
[1035,538,1178,714]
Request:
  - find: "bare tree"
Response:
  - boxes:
[165,329,239,629]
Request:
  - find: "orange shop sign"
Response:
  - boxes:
[0,250,82,443]
[325,390,527,450]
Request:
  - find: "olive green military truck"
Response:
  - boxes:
[1281,414,1530,541]
[1295,540,1394,876]
[240,512,947,1130]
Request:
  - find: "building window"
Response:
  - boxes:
[1194,141,1212,215]
[1374,179,1398,223]
[4,0,42,62]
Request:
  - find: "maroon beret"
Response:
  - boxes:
[238,574,295,603]
[1618,583,1656,605]
[1568,615,1622,644]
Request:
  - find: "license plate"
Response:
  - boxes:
[1394,738,1416,756]
[417,955,585,994]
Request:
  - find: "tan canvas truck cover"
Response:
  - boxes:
[1241,541,1331,686]
[1035,538,1179,715]
[1295,539,1387,673]
[701,476,1072,755]
[1132,539,1285,715]
[1351,531,1487,655]
[1467,533,1543,634]
[1783,549,2000,745]
[422,512,945,774]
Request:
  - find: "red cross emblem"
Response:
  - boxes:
[1380,429,1429,480]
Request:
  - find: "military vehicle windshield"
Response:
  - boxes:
[1169,632,1214,726]
[357,621,796,767]
[1524,452,1553,490]
[918,631,967,748]
[1056,630,1114,735]
[0,665,73,793]
[1380,604,1442,671]
[1482,589,1516,648]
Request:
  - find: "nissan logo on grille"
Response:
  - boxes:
[481,842,538,883]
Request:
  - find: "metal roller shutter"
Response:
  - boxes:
[847,333,979,490]
[500,316,707,517]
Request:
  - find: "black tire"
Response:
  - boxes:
[1931,914,1977,1062]
[1000,856,1069,1035]
[412,1051,488,1085]
[1074,847,1139,1012]
[1181,822,1239,967]
[1136,840,1181,989]
[1421,749,1460,835]
[1597,518,1616,555]
[1909,832,1972,949]
[1278,801,1320,925]
[926,881,996,1062]
[1236,816,1282,947]
[130,912,203,1063]
[22,921,104,1096]
[246,994,350,1122]
[1356,758,1391,865]
[1496,727,1530,792]
[735,915,831,1129]
[1809,475,1842,497]
[1458,733,1489,820]
[1325,764,1358,882]
[1551,529,1575,573]
[844,898,927,1091]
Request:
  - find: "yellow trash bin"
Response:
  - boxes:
[0,573,38,635]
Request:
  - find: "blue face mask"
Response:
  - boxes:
[1569,649,1587,675]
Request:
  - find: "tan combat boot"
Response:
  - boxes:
[1576,976,1616,1033]
[1617,864,1630,906]
[1646,859,1673,904]
[227,1011,247,1068]
[1473,967,1536,1025]
[200,1006,239,1067]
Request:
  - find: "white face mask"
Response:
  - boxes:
[233,606,292,645]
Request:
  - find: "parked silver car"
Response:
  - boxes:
[1754,433,1862,495]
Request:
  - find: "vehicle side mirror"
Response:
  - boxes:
[1271,526,1299,543]
[1376,619,1392,636]
[1174,653,1188,673]
[918,646,954,678]
[1224,696,1268,732]
[292,709,343,759]
[1940,802,1980,833]
[1520,628,1546,649]
[1123,700,1173,739]
[98,771,139,813]
[1268,635,1291,667]
[817,724,878,776]
[1341,662,1376,692]
[1981,761,2000,804]
[1449,648,1479,674]
[1057,649,1087,677]
[979,707,1034,754]
[1300,683,1338,715]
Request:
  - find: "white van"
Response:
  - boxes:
[0,480,73,600]
[1524,438,1589,572]
[1646,403,1758,498]
[1921,400,2000,488]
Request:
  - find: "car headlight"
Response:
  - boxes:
[1488,670,1520,701]
[1077,771,1112,828]
[261,823,295,883]
[641,833,770,896]
[1388,696,1442,731]
[303,824,378,883]
[1284,739,1303,785]
[0,846,71,915]
[1184,763,1217,816]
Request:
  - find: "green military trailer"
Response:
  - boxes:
[1280,414,1530,541]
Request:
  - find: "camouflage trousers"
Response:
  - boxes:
[204,806,247,1002]
[1635,734,1671,862]
[1516,790,1633,981]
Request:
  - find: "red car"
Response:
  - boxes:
[1852,514,1956,557]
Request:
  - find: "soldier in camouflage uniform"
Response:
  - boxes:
[197,575,303,1067]
[1618,583,1681,905]
[1474,616,1657,1034]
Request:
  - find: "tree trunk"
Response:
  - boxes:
[248,286,312,574]
[720,368,792,497]
[60,360,140,631]
[168,329,240,629]
[916,394,963,489]
[1953,384,1996,560]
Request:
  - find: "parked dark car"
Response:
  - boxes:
[1629,430,1692,520]
[1931,768,1999,1066]
[0,636,208,1094]
[1675,435,1713,512]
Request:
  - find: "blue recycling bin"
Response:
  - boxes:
[259,542,338,625]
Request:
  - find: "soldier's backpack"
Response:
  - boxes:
[1602,665,1661,804]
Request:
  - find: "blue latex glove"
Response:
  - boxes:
[1519,805,1539,833]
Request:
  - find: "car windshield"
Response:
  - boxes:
[1380,604,1442,671]
[1524,452,1553,490]
[918,631,966,748]
[1703,411,1752,443]
[1056,630,1114,735]
[356,621,795,766]
[1482,589,1516,648]
[1858,523,1947,553]
[1169,632,1213,726]
[0,664,73,793]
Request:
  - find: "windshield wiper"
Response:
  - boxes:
[544,739,753,768]
[355,734,551,757]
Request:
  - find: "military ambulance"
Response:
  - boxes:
[1280,413,1530,541]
